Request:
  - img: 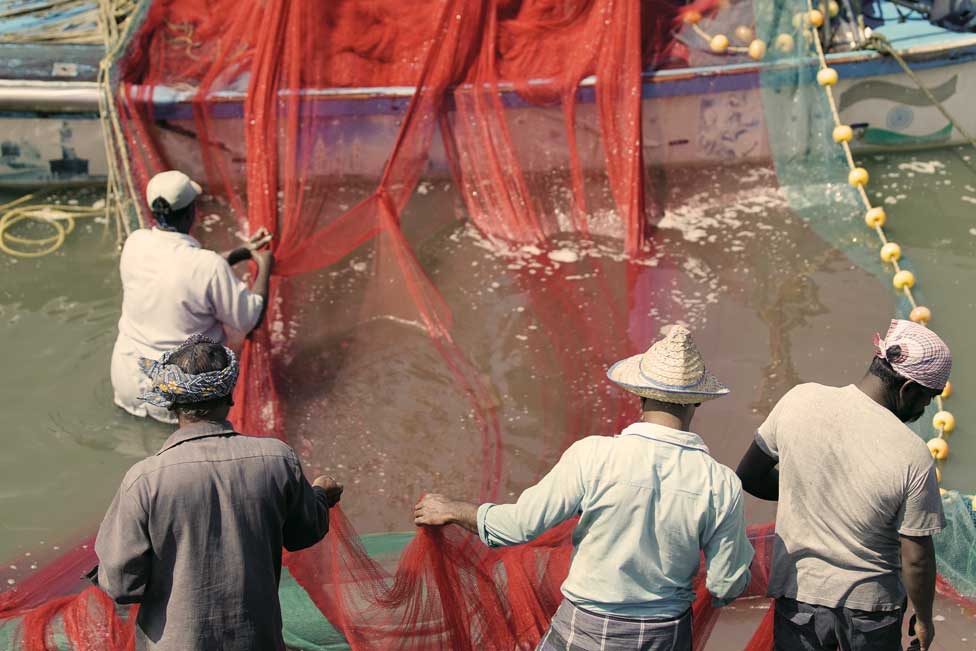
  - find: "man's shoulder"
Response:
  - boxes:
[699,455,743,496]
[119,455,160,492]
[123,434,298,487]
[901,433,936,469]
[780,381,835,403]
[571,434,618,457]
[119,228,152,258]
[125,228,153,244]
[234,433,297,459]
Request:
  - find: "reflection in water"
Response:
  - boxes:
[755,275,823,412]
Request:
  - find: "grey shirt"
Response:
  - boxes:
[95,420,330,650]
[757,383,945,612]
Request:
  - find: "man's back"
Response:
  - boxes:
[756,382,944,611]
[117,229,262,356]
[95,420,329,651]
[479,423,752,617]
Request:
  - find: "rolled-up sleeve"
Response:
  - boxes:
[282,456,330,552]
[477,440,586,548]
[703,488,754,607]
[207,258,264,334]
[95,485,152,604]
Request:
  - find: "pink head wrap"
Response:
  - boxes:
[873,319,951,391]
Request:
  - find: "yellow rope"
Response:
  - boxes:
[0,198,102,258]
[803,5,957,487]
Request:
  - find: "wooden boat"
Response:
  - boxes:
[1,1,975,187]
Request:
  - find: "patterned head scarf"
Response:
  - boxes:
[873,319,951,391]
[139,334,239,408]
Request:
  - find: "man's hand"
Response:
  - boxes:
[246,227,272,251]
[414,494,459,527]
[313,476,343,508]
[909,614,934,651]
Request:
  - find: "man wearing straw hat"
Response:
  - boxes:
[736,319,950,651]
[415,325,754,651]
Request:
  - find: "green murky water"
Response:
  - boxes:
[0,193,169,575]
[0,146,973,581]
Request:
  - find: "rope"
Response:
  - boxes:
[0,194,103,258]
[0,0,135,44]
[861,33,976,154]
[805,6,958,486]
[0,0,142,258]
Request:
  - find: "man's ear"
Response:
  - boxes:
[898,379,925,405]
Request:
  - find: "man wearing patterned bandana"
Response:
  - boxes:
[95,334,342,651]
[736,319,951,651]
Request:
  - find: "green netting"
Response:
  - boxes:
[935,492,976,600]
[280,532,414,651]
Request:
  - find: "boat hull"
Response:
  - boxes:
[2,27,975,189]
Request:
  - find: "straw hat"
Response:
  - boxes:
[606,325,729,404]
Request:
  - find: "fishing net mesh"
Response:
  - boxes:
[1,0,975,648]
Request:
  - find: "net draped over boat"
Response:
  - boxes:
[1,0,975,649]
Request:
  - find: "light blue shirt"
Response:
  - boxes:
[477,422,754,618]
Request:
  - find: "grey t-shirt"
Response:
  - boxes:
[756,383,945,612]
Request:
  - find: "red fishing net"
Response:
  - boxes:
[2,0,972,649]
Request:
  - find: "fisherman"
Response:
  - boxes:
[111,170,273,423]
[95,334,341,650]
[414,325,754,651]
[736,319,950,651]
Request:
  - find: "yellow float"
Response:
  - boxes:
[864,207,885,228]
[933,411,956,434]
[927,437,949,460]
[892,270,915,290]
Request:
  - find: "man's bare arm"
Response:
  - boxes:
[736,441,779,501]
[248,250,274,333]
[901,534,936,650]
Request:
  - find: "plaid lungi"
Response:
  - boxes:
[536,600,693,651]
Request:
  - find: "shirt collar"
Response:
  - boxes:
[151,227,201,248]
[158,419,236,455]
[618,422,710,454]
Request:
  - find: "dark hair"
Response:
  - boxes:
[151,197,195,232]
[167,341,231,418]
[869,350,906,393]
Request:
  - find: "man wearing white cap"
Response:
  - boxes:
[110,170,274,424]
[736,319,951,651]
[414,325,754,651]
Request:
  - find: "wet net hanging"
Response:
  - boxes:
[2,0,976,649]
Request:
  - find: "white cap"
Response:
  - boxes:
[146,170,202,211]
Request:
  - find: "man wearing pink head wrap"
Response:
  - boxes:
[736,319,951,651]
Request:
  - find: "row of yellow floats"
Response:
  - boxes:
[804,7,960,492]
[690,2,960,490]
[684,1,841,60]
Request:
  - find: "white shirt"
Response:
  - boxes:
[477,423,753,618]
[115,228,263,357]
[110,228,263,417]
